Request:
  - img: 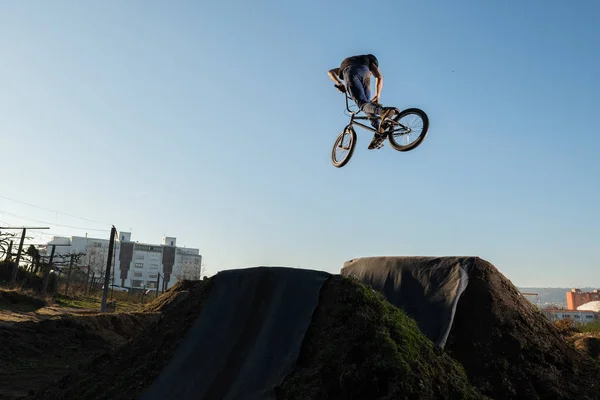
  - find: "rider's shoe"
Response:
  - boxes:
[380,107,397,126]
[367,133,386,150]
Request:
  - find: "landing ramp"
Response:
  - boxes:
[341,256,471,348]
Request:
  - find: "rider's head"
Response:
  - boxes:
[367,54,378,68]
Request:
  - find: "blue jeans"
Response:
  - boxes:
[342,65,383,117]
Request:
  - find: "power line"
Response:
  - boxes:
[0,209,110,232]
[0,194,108,225]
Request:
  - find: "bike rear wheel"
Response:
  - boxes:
[331,126,357,168]
[386,108,429,152]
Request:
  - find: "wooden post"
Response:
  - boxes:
[156,274,161,299]
[42,245,56,294]
[89,272,95,293]
[100,226,116,312]
[85,264,91,295]
[64,254,74,296]
[6,240,13,262]
[10,228,26,284]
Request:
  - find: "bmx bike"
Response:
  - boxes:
[331,92,430,168]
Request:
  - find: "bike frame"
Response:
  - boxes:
[343,92,410,136]
[343,92,379,134]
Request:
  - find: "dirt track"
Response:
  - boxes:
[0,312,157,399]
[3,259,600,400]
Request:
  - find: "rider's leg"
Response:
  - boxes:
[343,66,395,149]
[343,66,384,115]
[343,66,395,132]
[361,76,380,131]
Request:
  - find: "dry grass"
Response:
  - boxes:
[0,284,151,324]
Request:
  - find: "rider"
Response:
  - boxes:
[328,54,396,149]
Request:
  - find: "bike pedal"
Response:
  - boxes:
[368,138,385,150]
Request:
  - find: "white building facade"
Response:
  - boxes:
[43,232,202,291]
[541,309,598,323]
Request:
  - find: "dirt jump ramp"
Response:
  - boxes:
[139,266,330,400]
[342,256,600,400]
[341,256,469,349]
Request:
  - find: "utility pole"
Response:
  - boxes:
[110,242,117,302]
[100,226,116,312]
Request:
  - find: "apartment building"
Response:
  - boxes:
[566,288,600,310]
[43,232,202,291]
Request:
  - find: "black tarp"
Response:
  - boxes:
[340,256,471,349]
[139,266,330,400]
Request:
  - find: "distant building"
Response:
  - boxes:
[541,309,598,323]
[566,288,600,310]
[117,233,202,291]
[42,232,202,291]
[577,301,600,312]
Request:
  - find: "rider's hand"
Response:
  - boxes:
[335,84,346,94]
[371,95,380,104]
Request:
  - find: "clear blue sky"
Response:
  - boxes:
[1,0,598,287]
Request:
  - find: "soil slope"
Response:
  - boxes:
[26,276,485,400]
[445,257,600,400]
[0,313,156,399]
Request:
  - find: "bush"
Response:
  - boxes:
[577,321,600,334]
[554,318,576,335]
[0,261,57,293]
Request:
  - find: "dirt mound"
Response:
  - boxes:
[276,275,485,400]
[138,279,197,313]
[574,336,600,360]
[0,312,156,399]
[21,261,600,400]
[0,289,46,312]
[26,279,214,400]
[445,257,600,400]
[26,275,485,400]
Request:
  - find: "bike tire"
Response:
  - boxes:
[387,108,429,152]
[331,126,357,168]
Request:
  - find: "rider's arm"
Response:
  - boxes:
[371,64,383,102]
[328,68,343,85]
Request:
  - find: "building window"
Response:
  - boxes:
[586,315,593,319]
[149,274,158,279]
[132,280,143,287]
[134,272,143,278]
[135,263,144,268]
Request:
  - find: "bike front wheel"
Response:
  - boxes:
[386,108,429,152]
[331,126,357,168]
